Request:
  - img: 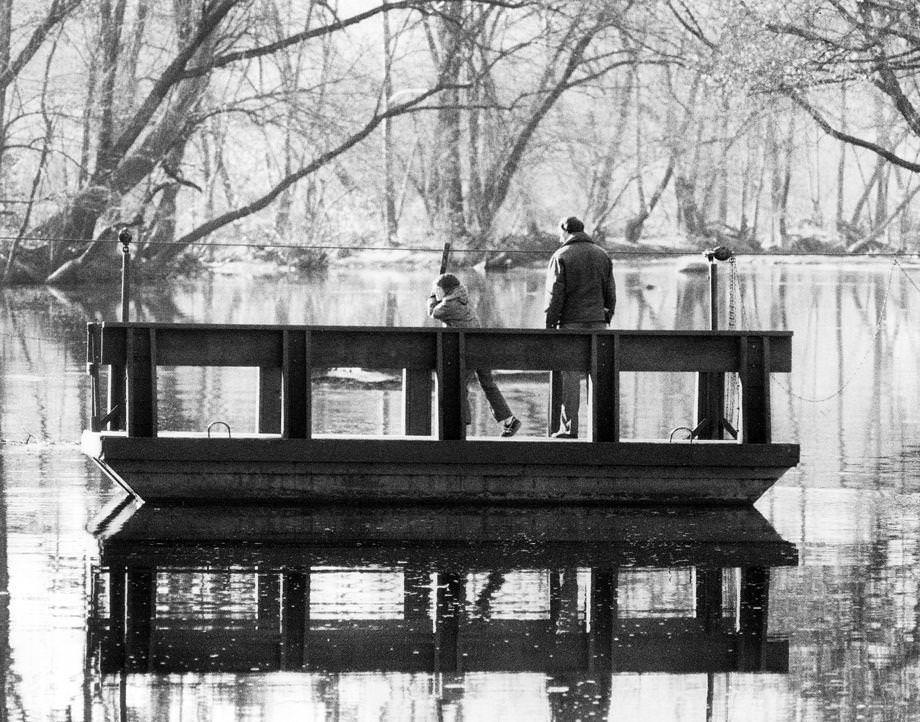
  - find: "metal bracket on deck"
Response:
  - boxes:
[689,417,739,441]
[669,426,695,443]
[207,421,231,439]
[99,405,121,427]
[91,400,121,432]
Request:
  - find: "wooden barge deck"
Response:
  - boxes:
[82,323,799,504]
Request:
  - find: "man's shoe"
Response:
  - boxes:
[551,430,577,439]
[501,417,521,437]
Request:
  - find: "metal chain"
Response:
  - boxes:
[772,258,897,404]
[728,256,737,330]
[724,257,742,431]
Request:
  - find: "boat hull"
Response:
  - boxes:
[83,432,800,505]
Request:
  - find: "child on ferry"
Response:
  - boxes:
[427,273,521,437]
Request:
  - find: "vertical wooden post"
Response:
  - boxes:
[257,367,282,434]
[591,333,619,442]
[551,568,580,633]
[549,569,562,624]
[588,568,617,673]
[105,326,126,431]
[435,570,465,673]
[694,372,724,440]
[282,330,310,439]
[404,565,431,627]
[124,566,155,672]
[436,331,465,440]
[103,564,127,672]
[741,336,771,443]
[280,569,309,670]
[695,567,723,632]
[403,370,433,436]
[257,572,281,630]
[107,361,126,431]
[738,566,769,671]
[126,327,157,437]
[87,324,102,432]
[548,370,563,436]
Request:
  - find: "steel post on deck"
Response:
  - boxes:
[740,335,771,443]
[403,370,433,436]
[591,333,619,441]
[119,229,131,324]
[126,327,157,437]
[257,368,282,434]
[548,370,563,437]
[437,331,465,440]
[282,330,310,439]
[694,248,733,440]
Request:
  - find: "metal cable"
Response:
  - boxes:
[771,258,898,404]
[1,232,920,256]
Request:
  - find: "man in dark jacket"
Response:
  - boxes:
[544,216,615,438]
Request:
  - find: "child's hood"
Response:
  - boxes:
[441,282,470,305]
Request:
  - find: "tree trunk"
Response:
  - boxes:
[850,158,883,227]
[0,0,11,176]
[476,16,608,237]
[32,15,217,277]
[716,101,730,224]
[835,85,847,232]
[141,143,188,266]
[848,184,920,252]
[95,0,128,181]
[874,96,890,238]
[624,158,674,243]
[429,1,466,240]
[382,0,399,243]
[584,57,634,233]
[777,113,795,246]
[674,174,705,236]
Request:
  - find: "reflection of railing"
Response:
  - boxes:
[91,563,784,675]
[88,503,797,679]
[86,322,792,442]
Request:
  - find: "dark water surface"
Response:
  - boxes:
[2,256,920,720]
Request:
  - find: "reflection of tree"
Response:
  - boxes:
[46,281,189,325]
[0,348,9,717]
[673,273,706,331]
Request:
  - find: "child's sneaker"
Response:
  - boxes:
[501,416,521,437]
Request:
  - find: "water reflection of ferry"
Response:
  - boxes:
[87,502,797,718]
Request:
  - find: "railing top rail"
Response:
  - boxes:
[88,322,792,374]
[89,321,793,338]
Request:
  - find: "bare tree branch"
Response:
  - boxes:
[0,0,82,92]
[787,89,920,173]
[102,0,239,176]
[172,85,459,246]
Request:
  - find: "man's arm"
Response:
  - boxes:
[603,260,616,323]
[544,256,565,328]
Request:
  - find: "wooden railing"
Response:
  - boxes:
[86,323,792,443]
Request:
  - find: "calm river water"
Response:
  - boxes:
[1,255,919,720]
